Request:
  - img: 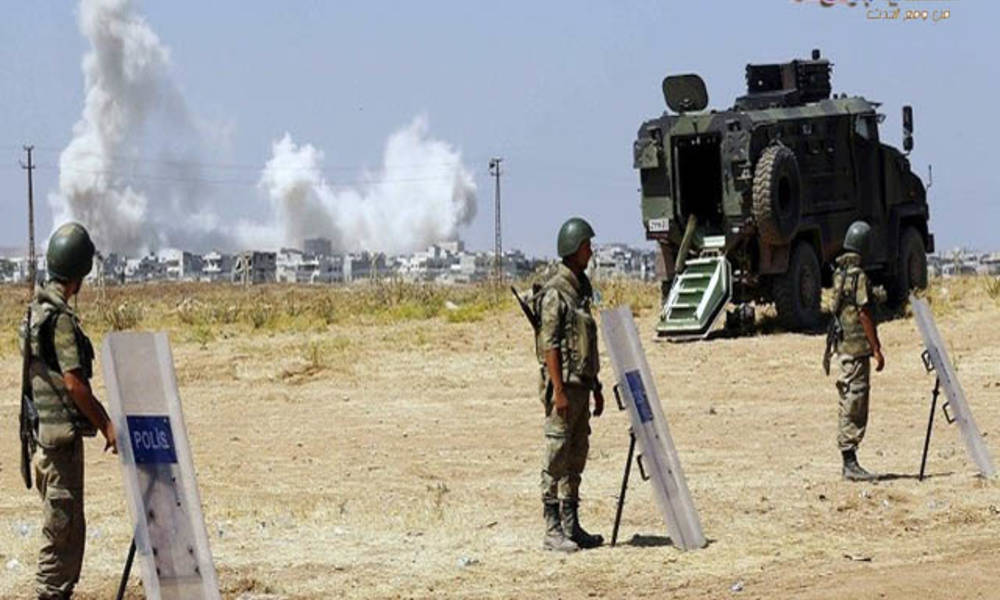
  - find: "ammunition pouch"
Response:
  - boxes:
[565,303,599,384]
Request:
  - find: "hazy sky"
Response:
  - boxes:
[1,0,996,257]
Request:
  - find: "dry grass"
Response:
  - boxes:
[594,277,659,317]
[910,275,996,319]
[985,276,1000,305]
[0,279,519,359]
[0,275,997,599]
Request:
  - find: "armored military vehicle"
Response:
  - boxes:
[634,49,932,338]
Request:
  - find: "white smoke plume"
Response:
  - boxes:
[51,0,477,256]
[247,116,477,254]
[49,0,229,255]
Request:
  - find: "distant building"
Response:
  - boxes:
[447,254,486,284]
[232,251,276,284]
[503,249,541,280]
[589,244,656,281]
[437,240,465,254]
[315,255,345,283]
[0,238,679,286]
[978,252,1000,276]
[202,251,234,282]
[304,238,333,257]
[278,247,335,283]
[0,258,16,283]
[928,248,1000,278]
[344,252,388,282]
[96,253,127,285]
[3,256,47,284]
[158,249,204,281]
[126,255,166,282]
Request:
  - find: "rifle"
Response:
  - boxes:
[20,307,38,489]
[822,316,842,376]
[823,265,857,376]
[511,285,540,333]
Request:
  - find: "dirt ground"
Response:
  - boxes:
[1,280,998,599]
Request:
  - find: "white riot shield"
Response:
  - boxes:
[102,332,221,599]
[911,297,996,477]
[600,306,706,550]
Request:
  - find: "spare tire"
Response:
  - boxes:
[753,145,802,245]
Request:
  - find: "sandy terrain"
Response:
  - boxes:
[1,280,998,599]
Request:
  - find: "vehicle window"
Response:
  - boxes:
[854,117,872,140]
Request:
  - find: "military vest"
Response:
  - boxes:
[832,253,873,358]
[534,265,600,388]
[21,283,96,447]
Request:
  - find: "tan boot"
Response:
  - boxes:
[543,501,579,552]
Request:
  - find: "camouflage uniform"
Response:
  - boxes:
[831,252,873,452]
[536,263,600,502]
[20,281,95,599]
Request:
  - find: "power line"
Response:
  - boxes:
[18,143,480,173]
[33,164,469,188]
[8,145,638,186]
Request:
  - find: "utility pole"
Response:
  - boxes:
[489,157,503,283]
[20,145,36,290]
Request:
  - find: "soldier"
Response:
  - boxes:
[535,217,605,552]
[826,221,885,481]
[20,222,117,599]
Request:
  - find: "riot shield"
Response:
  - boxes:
[600,306,706,550]
[102,332,221,599]
[911,297,996,478]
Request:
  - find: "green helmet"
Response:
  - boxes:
[46,222,96,282]
[843,220,871,256]
[557,217,596,258]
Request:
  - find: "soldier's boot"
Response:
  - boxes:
[561,500,604,549]
[842,449,877,481]
[543,501,579,553]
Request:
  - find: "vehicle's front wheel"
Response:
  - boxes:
[773,241,822,330]
[887,226,928,305]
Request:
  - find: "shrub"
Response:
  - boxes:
[100,300,145,331]
[176,297,205,325]
[985,276,1000,303]
[311,295,340,325]
[190,324,214,349]
[246,302,274,329]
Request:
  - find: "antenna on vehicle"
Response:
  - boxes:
[927,164,933,190]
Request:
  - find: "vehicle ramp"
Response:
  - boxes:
[657,235,732,339]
